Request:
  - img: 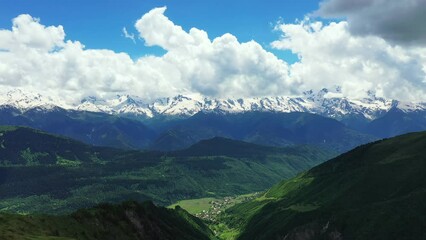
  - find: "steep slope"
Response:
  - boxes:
[223,131,426,240]
[151,112,376,152]
[0,126,333,214]
[0,107,158,149]
[0,201,214,240]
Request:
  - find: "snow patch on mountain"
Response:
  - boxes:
[394,101,426,112]
[77,95,154,117]
[0,89,72,111]
[1,88,425,120]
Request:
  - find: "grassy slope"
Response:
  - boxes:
[0,201,214,240]
[0,126,334,214]
[169,193,259,216]
[169,198,218,215]
[222,131,426,240]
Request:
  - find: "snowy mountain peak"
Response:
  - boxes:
[393,101,426,112]
[81,96,104,104]
[0,89,71,111]
[1,89,425,120]
[366,90,377,100]
[303,88,331,103]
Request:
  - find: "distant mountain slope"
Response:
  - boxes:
[151,112,376,152]
[223,131,426,240]
[0,106,378,153]
[4,89,426,152]
[4,88,422,121]
[0,126,124,166]
[174,137,281,157]
[0,201,214,240]
[3,89,426,152]
[0,107,157,149]
[0,126,333,214]
[364,107,426,138]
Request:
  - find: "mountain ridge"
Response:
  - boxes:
[3,88,426,152]
[2,88,425,121]
[150,111,376,152]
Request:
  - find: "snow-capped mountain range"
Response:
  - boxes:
[1,88,425,120]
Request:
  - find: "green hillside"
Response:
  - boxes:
[0,126,333,214]
[0,126,125,166]
[0,201,214,240]
[222,131,426,240]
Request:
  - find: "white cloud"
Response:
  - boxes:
[0,8,294,103]
[0,14,65,52]
[0,14,175,102]
[0,8,425,104]
[122,27,135,43]
[272,19,426,101]
[135,7,293,97]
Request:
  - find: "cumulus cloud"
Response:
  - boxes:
[135,7,293,97]
[272,19,426,101]
[0,8,294,102]
[0,14,65,52]
[0,14,175,102]
[0,8,425,103]
[316,0,426,46]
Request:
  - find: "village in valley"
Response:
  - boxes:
[195,193,261,222]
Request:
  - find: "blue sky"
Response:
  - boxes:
[0,0,424,102]
[0,0,320,62]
